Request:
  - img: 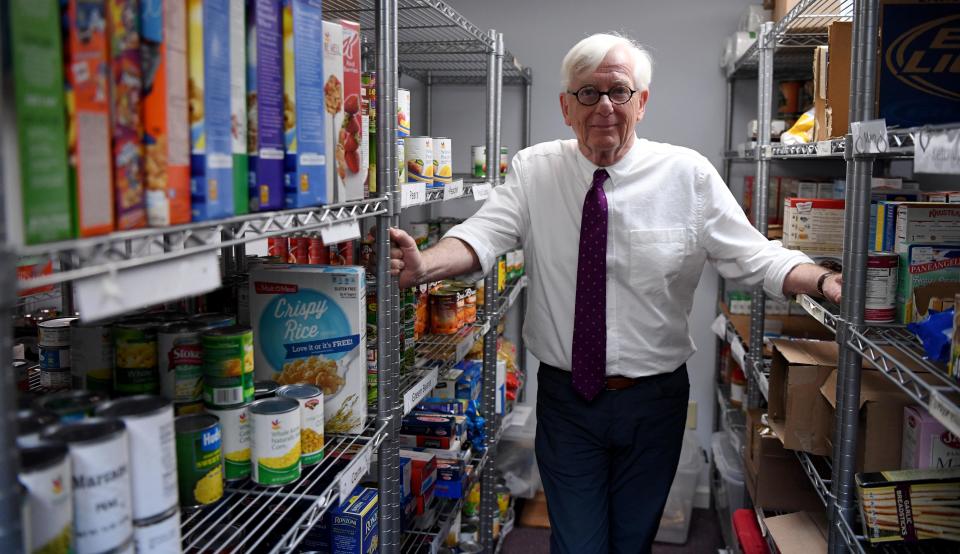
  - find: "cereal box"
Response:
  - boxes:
[245,0,285,212]
[322,21,343,204]
[898,245,960,324]
[250,265,367,434]
[337,20,367,202]
[331,487,379,554]
[142,0,191,226]
[782,198,845,256]
[229,0,249,216]
[188,0,235,220]
[894,204,960,253]
[283,0,327,208]
[109,0,147,229]
[361,71,376,197]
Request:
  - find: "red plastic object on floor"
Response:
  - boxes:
[733,508,770,554]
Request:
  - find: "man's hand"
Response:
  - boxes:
[821,273,842,305]
[783,263,843,304]
[390,228,425,288]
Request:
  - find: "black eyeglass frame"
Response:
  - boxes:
[566,85,639,106]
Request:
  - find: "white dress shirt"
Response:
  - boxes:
[445,137,813,377]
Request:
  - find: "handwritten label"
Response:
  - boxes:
[929,390,960,437]
[338,447,373,504]
[472,183,492,201]
[443,179,465,200]
[816,141,832,157]
[851,119,888,154]
[403,369,438,415]
[400,182,426,208]
[914,129,960,175]
[320,219,361,245]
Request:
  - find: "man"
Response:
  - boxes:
[390,33,843,553]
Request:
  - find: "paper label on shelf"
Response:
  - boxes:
[443,179,464,200]
[928,390,960,437]
[338,446,373,504]
[711,314,728,339]
[75,252,221,321]
[914,129,960,175]
[472,183,492,201]
[816,141,832,156]
[731,338,746,369]
[403,369,438,415]
[320,219,362,245]
[851,119,888,154]
[503,405,533,430]
[400,182,426,208]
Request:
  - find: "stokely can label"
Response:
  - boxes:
[174,414,224,510]
[158,322,207,404]
[113,321,160,395]
[19,443,73,554]
[38,317,77,347]
[250,397,301,486]
[206,404,251,481]
[865,252,899,323]
[276,384,325,466]
[201,325,255,409]
[404,136,433,185]
[433,138,452,184]
[132,508,181,553]
[71,320,114,393]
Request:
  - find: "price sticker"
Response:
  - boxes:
[403,369,438,415]
[928,390,960,437]
[400,182,426,208]
[851,119,888,155]
[338,447,373,504]
[816,141,832,157]
[320,219,361,245]
[443,179,464,200]
[472,183,492,201]
[914,129,960,175]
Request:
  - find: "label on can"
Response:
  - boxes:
[133,511,181,554]
[267,236,289,259]
[40,369,72,391]
[206,405,251,481]
[175,417,224,508]
[71,324,113,393]
[277,386,325,466]
[114,326,160,395]
[866,253,899,323]
[159,328,204,404]
[40,346,70,370]
[404,137,433,185]
[308,236,329,265]
[397,88,410,137]
[500,146,508,177]
[251,399,301,486]
[471,145,486,178]
[433,138,452,184]
[116,404,178,520]
[20,453,73,553]
[201,328,255,409]
[288,236,309,264]
[174,401,206,416]
[39,318,77,347]
[69,429,134,552]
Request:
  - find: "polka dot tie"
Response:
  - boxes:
[571,168,609,401]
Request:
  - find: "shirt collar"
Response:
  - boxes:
[574,135,645,189]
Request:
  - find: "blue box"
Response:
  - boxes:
[433,473,468,499]
[331,486,379,554]
[416,399,468,415]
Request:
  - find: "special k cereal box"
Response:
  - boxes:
[245,0,285,212]
[338,20,367,202]
[250,265,367,434]
[322,21,343,204]
[109,0,147,230]
[283,0,327,208]
[189,0,235,220]
[230,0,249,215]
[142,0,191,226]
[65,0,115,237]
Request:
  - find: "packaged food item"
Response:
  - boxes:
[246,0,285,211]
[433,138,452,186]
[362,71,376,196]
[308,235,330,265]
[430,290,460,335]
[471,145,486,179]
[36,390,106,422]
[174,413,224,509]
[397,138,406,183]
[283,0,327,207]
[898,245,960,324]
[337,20,367,201]
[865,253,898,323]
[191,312,237,329]
[132,508,181,553]
[201,325,255,408]
[250,397,301,486]
[250,265,367,433]
[277,383,325,465]
[857,467,960,544]
[404,136,434,186]
[205,403,251,481]
[893,204,960,254]
[330,487,379,553]
[499,146,508,177]
[142,0,190,226]
[322,20,344,205]
[19,444,73,554]
[158,322,207,404]
[397,87,410,137]
[113,321,160,395]
[328,240,355,266]
[39,346,72,391]
[254,379,279,399]
[288,234,309,264]
[189,0,236,221]
[901,405,960,470]
[782,198,845,256]
[230,0,249,216]
[410,222,430,251]
[268,236,289,259]
[17,409,60,448]
[65,0,115,236]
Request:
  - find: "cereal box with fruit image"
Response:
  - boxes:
[322,21,343,204]
[338,20,367,202]
[250,265,367,434]
[245,0,285,212]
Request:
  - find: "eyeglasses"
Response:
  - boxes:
[567,85,638,106]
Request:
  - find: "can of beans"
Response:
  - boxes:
[288,234,309,264]
[865,252,899,323]
[433,138,452,185]
[35,390,106,422]
[404,136,434,185]
[329,241,355,266]
[190,313,237,330]
[96,396,178,521]
[471,145,486,178]
[158,322,208,405]
[250,397,301,487]
[308,235,329,265]
[43,418,134,554]
[113,321,160,395]
[202,325,255,409]
[38,317,77,347]
[174,414,224,510]
[254,380,279,399]
[267,236,289,259]
[430,290,460,335]
[133,507,181,553]
[71,319,114,393]
[19,443,73,554]
[39,345,72,391]
[276,384,325,466]
[17,408,59,448]
[205,403,252,481]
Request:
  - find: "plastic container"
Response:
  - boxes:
[655,431,705,544]
[713,431,747,515]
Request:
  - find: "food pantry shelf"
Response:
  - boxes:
[479,276,528,319]
[796,293,839,334]
[400,368,441,416]
[180,418,387,554]
[415,321,491,375]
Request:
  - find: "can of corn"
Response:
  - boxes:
[190,313,236,329]
[19,443,73,554]
[174,414,224,510]
[113,321,160,395]
[158,322,209,405]
[201,325,255,409]
[276,384,325,466]
[250,397,301,487]
[205,403,251,481]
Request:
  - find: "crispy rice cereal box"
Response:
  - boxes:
[338,20,367,202]
[250,265,367,434]
[142,0,190,226]
[245,0,285,211]
[230,0,249,216]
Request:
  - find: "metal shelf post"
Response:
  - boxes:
[0,249,23,551]
[522,69,532,149]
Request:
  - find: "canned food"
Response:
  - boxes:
[288,235,309,264]
[459,522,479,544]
[38,317,77,347]
[430,290,460,335]
[500,146,509,177]
[175,414,224,509]
[276,384,325,466]
[96,396,178,521]
[495,483,511,519]
[206,404,251,481]
[113,321,160,395]
[471,145,486,178]
[201,325,255,409]
[14,359,30,392]
[17,408,59,448]
[328,241,355,266]
[397,138,406,183]
[190,313,237,329]
[397,87,410,137]
[433,138,452,184]
[463,482,480,517]
[866,252,898,323]
[308,235,329,265]
[158,322,208,404]
[459,540,483,553]
[40,362,71,392]
[410,222,430,251]
[175,401,206,416]
[36,390,106,422]
[404,136,434,185]
[20,443,73,554]
[132,508,181,553]
[250,397,301,486]
[43,419,134,554]
[254,380,279,399]
[71,320,114,393]
[267,236,289,259]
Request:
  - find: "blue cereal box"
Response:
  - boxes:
[245,0,285,211]
[331,487,379,554]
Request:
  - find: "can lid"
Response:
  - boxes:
[20,443,69,472]
[175,413,220,433]
[201,324,252,338]
[250,397,300,415]
[113,319,160,332]
[190,313,237,327]
[159,321,212,334]
[134,506,180,527]
[36,390,107,414]
[96,395,172,419]
[17,408,59,436]
[276,384,322,400]
[254,380,279,399]
[42,417,126,445]
[38,317,77,329]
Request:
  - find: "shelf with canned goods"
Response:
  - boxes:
[479,276,528,320]
[415,321,491,376]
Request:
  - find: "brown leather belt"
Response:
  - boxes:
[604,376,643,391]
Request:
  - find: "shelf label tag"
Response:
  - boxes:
[914,129,960,175]
[400,182,426,208]
[472,183,492,201]
[403,369,438,415]
[443,179,464,200]
[731,338,746,369]
[339,446,373,504]
[851,119,888,154]
[816,141,832,157]
[320,219,362,245]
[75,252,221,321]
[929,390,960,437]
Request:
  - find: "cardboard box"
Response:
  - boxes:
[400,457,412,499]
[857,467,960,544]
[245,0,285,211]
[249,265,367,434]
[65,0,115,237]
[783,198,845,256]
[898,245,960,324]
[282,0,326,207]
[813,22,851,141]
[773,0,800,21]
[924,191,960,204]
[142,0,190,227]
[230,0,248,215]
[330,487,379,554]
[400,413,465,438]
[400,449,437,497]
[902,405,960,470]
[743,176,783,226]
[764,511,829,553]
[431,369,462,400]
[415,482,436,516]
[878,1,960,128]
[189,0,236,221]
[768,339,837,456]
[322,21,344,205]
[338,20,368,202]
[399,433,458,450]
[894,203,960,253]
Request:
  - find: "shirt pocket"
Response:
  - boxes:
[629,228,692,291]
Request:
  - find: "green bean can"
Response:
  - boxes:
[201,325,254,409]
[113,322,160,395]
[174,414,224,510]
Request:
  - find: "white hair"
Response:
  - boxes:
[560,33,653,92]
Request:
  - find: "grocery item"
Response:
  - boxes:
[39,346,71,391]
[865,253,898,323]
[43,418,134,553]
[856,467,960,544]
[36,390,106,422]
[96,396,178,521]
[328,241,355,266]
[132,508,181,553]
[205,403,251,480]
[362,71,377,196]
[893,203,960,254]
[19,443,73,554]
[782,198,845,255]
[70,320,114,393]
[246,0,285,211]
[902,405,960,470]
[330,487,379,553]
[471,145,486,179]
[230,0,249,216]
[397,138,406,183]
[16,408,59,448]
[250,397,301,486]
[410,222,430,251]
[190,312,237,329]
[288,234,309,264]
[499,146,508,177]
[142,0,191,226]
[255,379,279,399]
[158,322,208,404]
[338,20,368,201]
[250,265,367,434]
[174,413,224,509]
[433,138,452,185]
[268,236,289,259]
[201,325,255,408]
[277,383,325,465]
[39,318,76,347]
[397,87,410,137]
[323,20,344,204]
[404,136,434,186]
[898,245,960,324]
[430,289,460,335]
[308,235,329,265]
[113,320,160,395]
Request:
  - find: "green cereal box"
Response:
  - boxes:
[5,0,73,245]
[229,0,249,215]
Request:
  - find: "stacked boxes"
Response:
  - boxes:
[322,21,343,204]
[245,0,285,212]
[230,0,249,215]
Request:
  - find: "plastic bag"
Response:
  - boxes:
[780,108,815,145]
[907,307,954,363]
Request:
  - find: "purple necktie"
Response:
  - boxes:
[571,168,609,401]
